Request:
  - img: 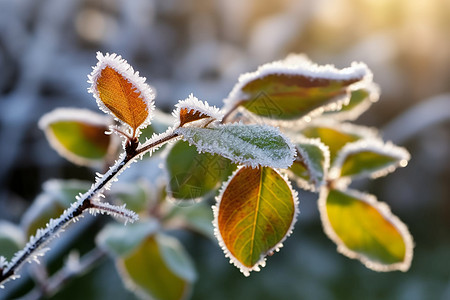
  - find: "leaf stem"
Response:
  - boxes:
[221,101,243,124]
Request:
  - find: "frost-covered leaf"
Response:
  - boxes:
[0,222,25,259]
[224,54,371,121]
[322,82,379,121]
[21,180,90,237]
[176,123,295,169]
[39,108,113,167]
[330,140,410,180]
[88,52,155,134]
[117,234,196,300]
[166,140,235,200]
[173,94,223,127]
[213,166,298,276]
[319,188,413,271]
[287,138,330,191]
[96,220,159,257]
[300,119,377,162]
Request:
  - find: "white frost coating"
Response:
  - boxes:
[223,53,371,113]
[288,137,330,192]
[88,202,139,225]
[38,107,115,167]
[212,166,299,276]
[172,93,223,127]
[324,81,380,121]
[318,187,414,272]
[175,123,296,169]
[87,52,155,132]
[329,139,411,180]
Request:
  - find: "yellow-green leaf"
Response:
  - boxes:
[213,166,298,276]
[224,54,370,121]
[117,234,195,300]
[330,140,410,179]
[39,108,113,167]
[323,83,379,121]
[300,120,377,162]
[166,140,235,200]
[319,188,413,271]
[88,52,155,134]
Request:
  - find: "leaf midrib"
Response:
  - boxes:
[249,168,263,263]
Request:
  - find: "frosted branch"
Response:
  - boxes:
[0,129,178,288]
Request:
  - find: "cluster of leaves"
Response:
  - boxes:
[0,52,413,299]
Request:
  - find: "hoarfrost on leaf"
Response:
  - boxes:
[223,54,372,122]
[329,139,411,180]
[173,93,223,127]
[87,52,155,134]
[318,187,414,272]
[175,123,295,169]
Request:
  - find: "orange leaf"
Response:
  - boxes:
[88,52,155,134]
[173,94,223,127]
[214,166,298,276]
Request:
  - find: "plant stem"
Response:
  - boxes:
[0,130,178,287]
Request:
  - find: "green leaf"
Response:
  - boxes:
[39,108,113,167]
[300,120,377,162]
[166,140,235,200]
[21,180,90,237]
[322,83,379,121]
[319,188,413,271]
[0,221,24,259]
[224,54,370,121]
[330,140,410,180]
[176,123,295,169]
[287,138,330,191]
[214,166,298,276]
[117,234,196,300]
[96,220,159,257]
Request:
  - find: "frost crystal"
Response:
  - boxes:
[87,52,155,131]
[89,201,139,225]
[176,123,296,169]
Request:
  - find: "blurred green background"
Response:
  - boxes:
[0,0,449,299]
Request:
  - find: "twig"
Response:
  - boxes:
[0,130,178,287]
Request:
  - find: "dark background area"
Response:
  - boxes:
[0,0,449,299]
